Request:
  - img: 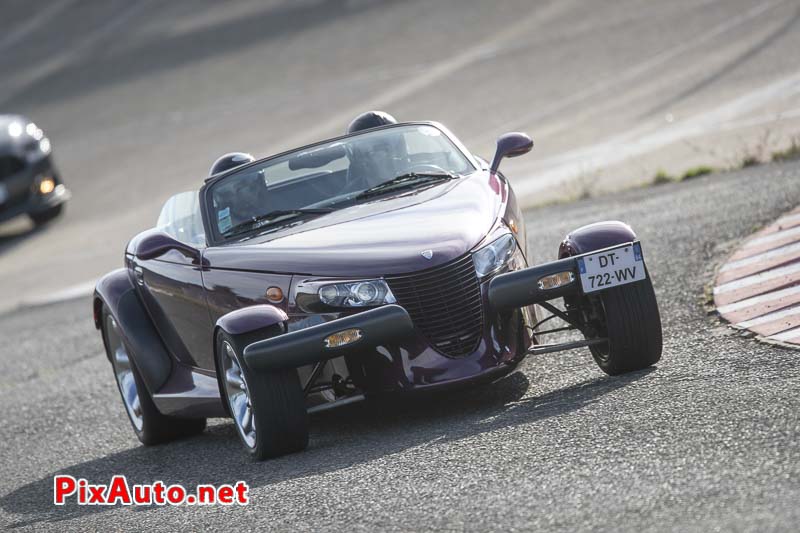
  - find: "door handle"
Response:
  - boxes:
[133,265,144,286]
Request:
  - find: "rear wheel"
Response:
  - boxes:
[216,331,308,460]
[583,277,662,375]
[102,308,206,445]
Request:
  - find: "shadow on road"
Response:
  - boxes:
[0,219,43,258]
[1,367,654,528]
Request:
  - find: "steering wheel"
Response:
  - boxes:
[406,163,447,174]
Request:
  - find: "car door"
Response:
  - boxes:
[134,250,214,370]
[134,191,215,370]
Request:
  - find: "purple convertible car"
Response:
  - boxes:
[94,117,662,460]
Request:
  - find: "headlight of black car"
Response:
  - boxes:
[295,279,396,312]
[472,233,517,278]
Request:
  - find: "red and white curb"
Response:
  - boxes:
[714,207,800,346]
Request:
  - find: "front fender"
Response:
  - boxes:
[559,221,637,258]
[215,305,288,337]
[93,268,172,395]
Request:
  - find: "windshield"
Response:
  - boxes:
[206,124,474,240]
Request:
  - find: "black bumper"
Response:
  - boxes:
[243,304,414,372]
[487,256,581,311]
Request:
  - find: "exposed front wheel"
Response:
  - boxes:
[216,331,308,461]
[102,307,206,445]
[585,277,663,375]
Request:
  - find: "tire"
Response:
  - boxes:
[29,204,63,225]
[102,307,206,445]
[216,331,308,460]
[588,277,662,376]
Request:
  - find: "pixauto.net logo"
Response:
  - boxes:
[54,475,249,506]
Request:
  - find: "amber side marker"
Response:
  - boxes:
[324,328,363,349]
[538,271,575,290]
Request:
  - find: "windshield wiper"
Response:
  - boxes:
[222,208,333,238]
[355,172,457,200]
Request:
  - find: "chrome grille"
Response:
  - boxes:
[386,254,483,357]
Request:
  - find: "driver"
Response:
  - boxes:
[346,110,397,134]
[208,152,270,232]
[344,111,409,191]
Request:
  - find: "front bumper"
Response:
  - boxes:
[487,240,640,311]
[243,243,638,377]
[243,304,415,372]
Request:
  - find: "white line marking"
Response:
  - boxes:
[720,241,800,272]
[715,106,800,132]
[0,0,78,52]
[769,326,800,342]
[273,0,576,151]
[20,280,96,308]
[737,304,800,328]
[746,225,800,247]
[0,1,154,106]
[717,285,800,314]
[773,212,800,227]
[480,1,779,140]
[514,67,800,198]
[714,262,800,294]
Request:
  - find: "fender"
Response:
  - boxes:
[93,268,172,395]
[559,221,637,258]
[215,305,289,337]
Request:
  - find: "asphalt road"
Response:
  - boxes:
[2,0,800,310]
[2,161,799,532]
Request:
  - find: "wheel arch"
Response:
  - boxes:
[558,220,637,258]
[212,305,289,414]
[94,268,173,395]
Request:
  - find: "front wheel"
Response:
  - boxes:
[102,308,206,445]
[585,277,663,376]
[216,331,308,460]
[29,204,63,225]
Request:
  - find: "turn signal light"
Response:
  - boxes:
[324,328,363,349]
[537,271,575,290]
[38,177,55,195]
[265,286,284,303]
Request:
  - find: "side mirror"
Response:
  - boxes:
[490,132,533,174]
[136,231,201,263]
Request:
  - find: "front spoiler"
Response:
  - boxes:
[243,304,414,372]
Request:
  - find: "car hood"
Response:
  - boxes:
[203,171,506,277]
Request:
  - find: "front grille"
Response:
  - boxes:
[386,254,484,357]
[0,156,25,181]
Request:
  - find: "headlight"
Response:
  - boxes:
[473,233,517,278]
[317,280,396,308]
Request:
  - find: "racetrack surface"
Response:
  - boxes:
[2,162,799,532]
[3,0,800,310]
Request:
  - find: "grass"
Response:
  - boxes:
[652,170,675,185]
[651,166,714,185]
[740,155,761,168]
[772,138,800,162]
[529,132,800,208]
[680,165,714,181]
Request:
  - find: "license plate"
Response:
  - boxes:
[0,184,7,205]
[576,242,646,293]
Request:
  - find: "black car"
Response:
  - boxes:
[0,114,69,225]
